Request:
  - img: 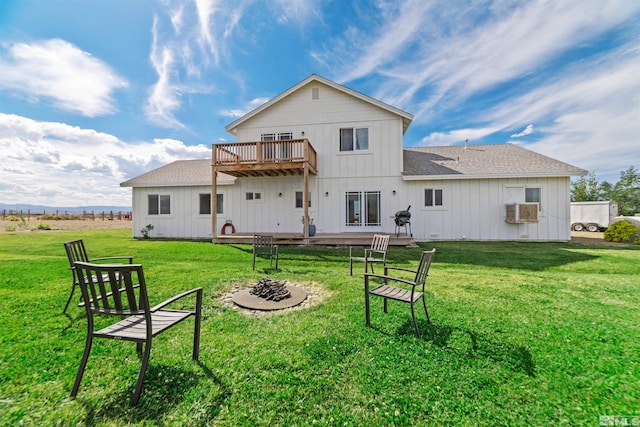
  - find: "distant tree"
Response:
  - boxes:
[571,172,605,201]
[611,166,640,216]
[599,181,613,200]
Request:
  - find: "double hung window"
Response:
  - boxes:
[340,128,368,151]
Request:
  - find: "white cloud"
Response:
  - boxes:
[271,0,325,25]
[146,0,322,130]
[146,16,185,129]
[511,124,534,138]
[0,113,210,206]
[448,42,640,182]
[316,0,640,122]
[311,0,639,182]
[219,97,270,118]
[418,126,502,147]
[0,39,128,117]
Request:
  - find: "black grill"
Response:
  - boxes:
[394,205,412,237]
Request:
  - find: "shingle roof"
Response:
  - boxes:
[120,159,236,187]
[403,143,587,178]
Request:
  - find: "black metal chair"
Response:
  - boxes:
[63,239,133,313]
[70,261,202,406]
[252,235,279,270]
[364,249,436,337]
[349,234,390,275]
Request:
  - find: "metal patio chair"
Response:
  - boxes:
[63,239,133,313]
[349,234,390,275]
[364,249,436,337]
[70,261,202,406]
[252,235,279,270]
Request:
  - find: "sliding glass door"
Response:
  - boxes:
[345,191,381,229]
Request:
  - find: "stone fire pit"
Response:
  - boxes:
[231,278,308,311]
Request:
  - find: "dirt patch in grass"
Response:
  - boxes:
[570,231,631,247]
[0,218,132,233]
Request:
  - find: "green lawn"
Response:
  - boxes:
[1,230,638,426]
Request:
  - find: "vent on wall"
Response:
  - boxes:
[505,203,539,223]
[312,87,319,100]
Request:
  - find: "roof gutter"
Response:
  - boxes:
[401,172,585,181]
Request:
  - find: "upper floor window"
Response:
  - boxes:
[246,192,262,201]
[261,132,292,141]
[340,128,368,151]
[424,189,443,207]
[148,194,170,215]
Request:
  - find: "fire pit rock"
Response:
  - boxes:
[232,278,307,311]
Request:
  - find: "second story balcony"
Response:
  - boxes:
[213,139,317,178]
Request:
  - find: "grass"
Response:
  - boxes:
[0,230,638,426]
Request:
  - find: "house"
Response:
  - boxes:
[121,74,586,242]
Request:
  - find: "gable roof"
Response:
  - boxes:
[120,159,235,188]
[403,144,587,180]
[225,74,414,135]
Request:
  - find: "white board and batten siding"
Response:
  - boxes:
[130,185,230,239]
[402,177,572,241]
[234,81,405,180]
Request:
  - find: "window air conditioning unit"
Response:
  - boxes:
[506,203,539,223]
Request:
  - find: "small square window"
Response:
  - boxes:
[425,189,443,207]
[295,191,311,208]
[199,194,211,215]
[216,194,224,214]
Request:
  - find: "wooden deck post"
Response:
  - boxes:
[212,146,218,243]
[303,140,310,245]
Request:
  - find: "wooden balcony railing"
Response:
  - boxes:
[213,139,317,177]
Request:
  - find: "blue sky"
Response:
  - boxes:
[1,0,639,207]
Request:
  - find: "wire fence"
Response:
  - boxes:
[1,209,132,221]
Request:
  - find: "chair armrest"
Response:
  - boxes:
[150,287,203,312]
[364,273,417,288]
[90,256,134,264]
[383,266,416,275]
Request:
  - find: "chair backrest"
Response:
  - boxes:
[73,261,149,317]
[254,235,274,251]
[64,240,90,268]
[413,249,436,286]
[370,234,390,253]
